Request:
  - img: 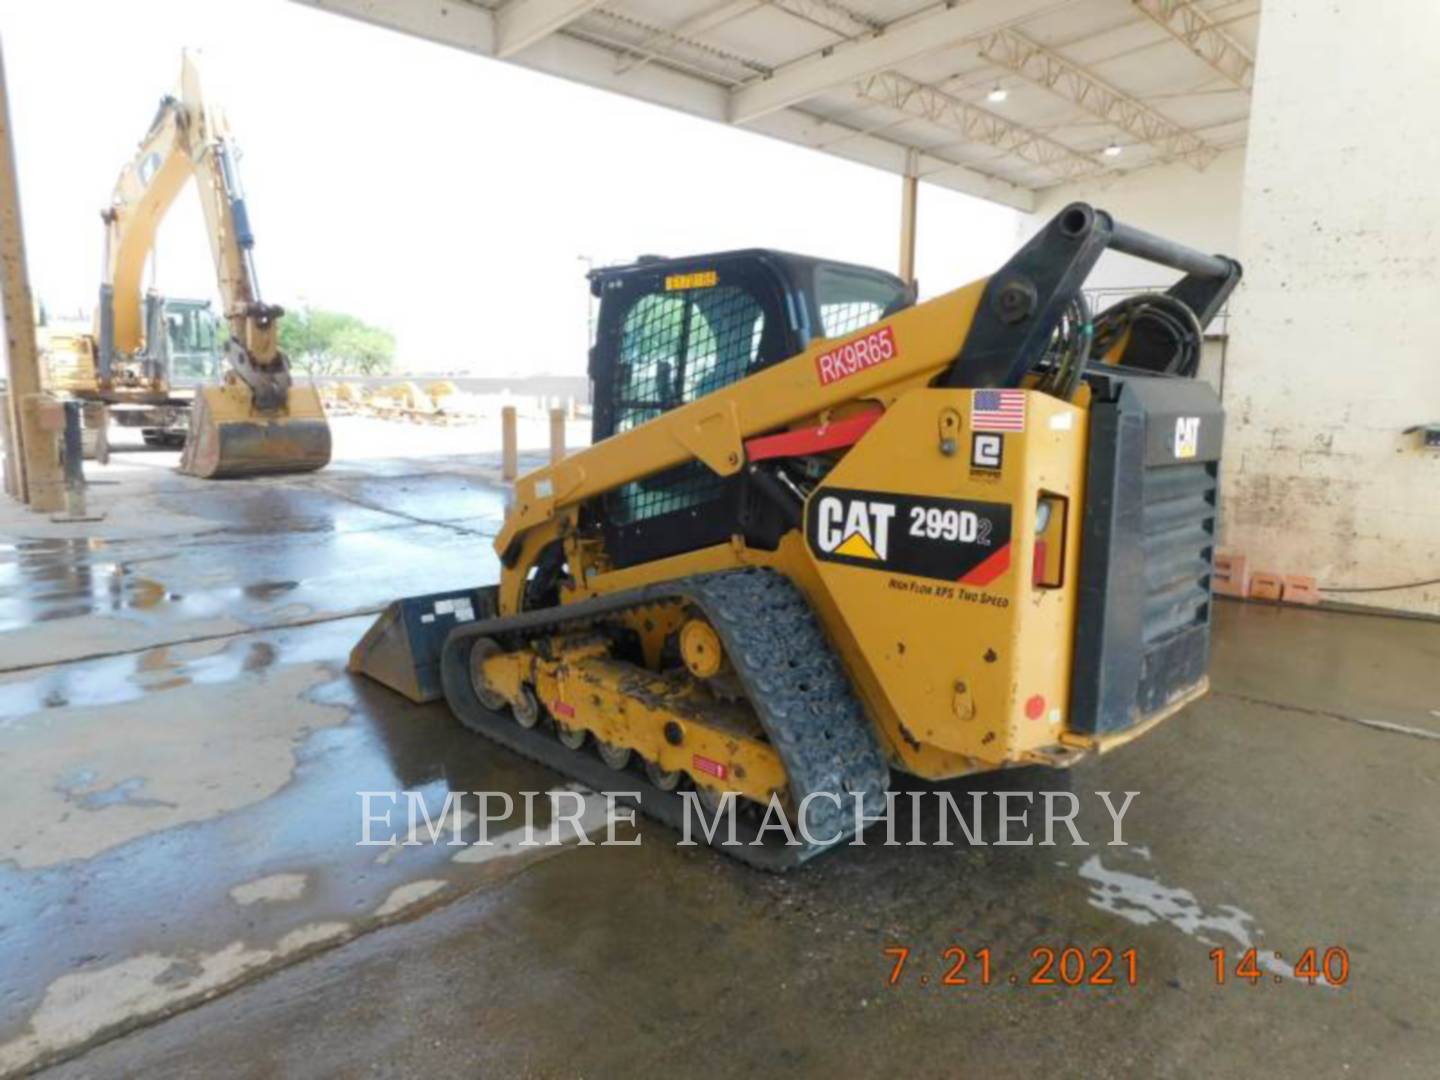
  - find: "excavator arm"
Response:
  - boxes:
[98,51,329,478]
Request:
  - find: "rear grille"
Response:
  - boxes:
[1140,462,1216,645]
[1069,374,1224,735]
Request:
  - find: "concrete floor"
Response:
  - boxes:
[2,421,1438,1078]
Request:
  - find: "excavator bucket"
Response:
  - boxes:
[180,384,332,479]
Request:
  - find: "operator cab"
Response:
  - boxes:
[162,298,223,384]
[587,250,913,441]
[583,250,913,568]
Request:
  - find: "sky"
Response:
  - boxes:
[1,0,1020,375]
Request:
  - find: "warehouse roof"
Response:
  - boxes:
[294,0,1257,211]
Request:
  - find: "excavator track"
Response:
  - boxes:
[439,567,890,870]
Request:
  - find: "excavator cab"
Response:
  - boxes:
[161,298,222,383]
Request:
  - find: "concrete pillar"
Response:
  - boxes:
[899,151,919,286]
[0,391,16,497]
[501,405,517,481]
[84,402,110,465]
[1221,0,1440,615]
[548,407,566,464]
[0,37,64,511]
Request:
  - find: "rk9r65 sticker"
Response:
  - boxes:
[815,325,896,386]
[806,487,1014,585]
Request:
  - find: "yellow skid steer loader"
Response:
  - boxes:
[354,204,1240,868]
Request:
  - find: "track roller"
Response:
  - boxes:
[555,721,587,750]
[468,638,508,711]
[513,686,541,728]
[645,761,682,791]
[597,741,632,770]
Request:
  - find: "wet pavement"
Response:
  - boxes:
[2,427,1439,1077]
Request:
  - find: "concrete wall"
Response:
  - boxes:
[1223,0,1440,615]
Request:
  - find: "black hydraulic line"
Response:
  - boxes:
[746,464,803,529]
[1093,292,1205,376]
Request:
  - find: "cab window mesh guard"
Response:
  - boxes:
[609,284,764,523]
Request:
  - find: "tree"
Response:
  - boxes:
[279,306,396,376]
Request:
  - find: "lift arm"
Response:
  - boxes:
[98,51,291,409]
[494,203,1239,564]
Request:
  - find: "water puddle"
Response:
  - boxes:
[1078,854,1340,987]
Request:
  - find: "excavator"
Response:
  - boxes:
[40,51,329,478]
[353,204,1240,868]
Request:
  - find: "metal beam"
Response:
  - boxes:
[1132,0,1254,90]
[292,0,496,55]
[729,0,1072,124]
[748,104,1036,210]
[615,1,765,76]
[856,71,1106,183]
[288,0,1037,211]
[618,0,876,79]
[767,0,879,39]
[979,28,1219,168]
[496,0,603,59]
[584,9,768,84]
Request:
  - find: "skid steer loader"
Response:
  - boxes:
[353,204,1240,868]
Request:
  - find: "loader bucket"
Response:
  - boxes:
[349,587,497,703]
[179,384,332,479]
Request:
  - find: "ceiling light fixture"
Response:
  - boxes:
[986,84,1008,103]
[1103,143,1123,157]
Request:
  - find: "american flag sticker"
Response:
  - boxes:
[971,389,1026,432]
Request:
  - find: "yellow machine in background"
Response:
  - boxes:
[355,204,1241,868]
[51,50,329,478]
[40,295,221,453]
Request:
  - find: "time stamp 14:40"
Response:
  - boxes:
[884,945,1351,987]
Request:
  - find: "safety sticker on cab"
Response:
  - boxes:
[815,325,896,387]
[806,487,1013,586]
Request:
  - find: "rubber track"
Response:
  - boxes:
[439,567,890,870]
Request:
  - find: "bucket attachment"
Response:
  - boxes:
[349,587,497,703]
[179,384,332,479]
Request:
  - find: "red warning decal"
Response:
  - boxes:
[692,754,728,780]
[551,700,575,718]
[815,325,897,387]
